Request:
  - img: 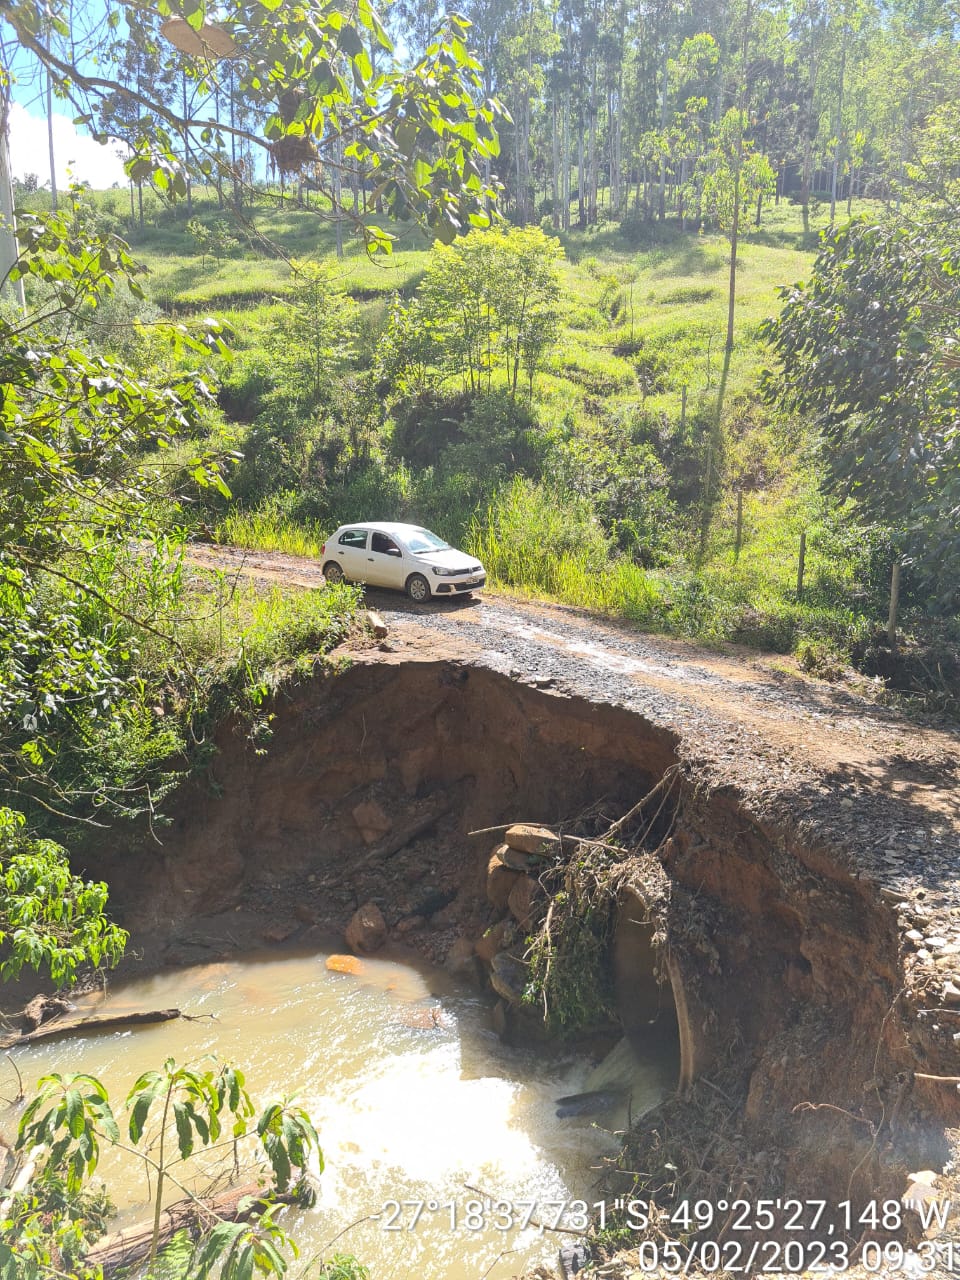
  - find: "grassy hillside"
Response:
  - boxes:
[31,183,945,703]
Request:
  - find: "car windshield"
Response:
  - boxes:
[404,530,450,554]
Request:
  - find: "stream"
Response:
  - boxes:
[2,942,675,1279]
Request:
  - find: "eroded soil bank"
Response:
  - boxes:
[81,645,960,1263]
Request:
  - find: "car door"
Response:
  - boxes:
[333,527,369,580]
[366,531,406,588]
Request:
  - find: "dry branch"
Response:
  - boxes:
[320,802,451,888]
[0,1008,181,1051]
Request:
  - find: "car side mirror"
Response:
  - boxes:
[387,547,402,557]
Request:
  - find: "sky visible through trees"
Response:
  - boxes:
[4,0,960,227]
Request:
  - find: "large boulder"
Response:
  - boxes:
[352,800,392,845]
[345,902,388,953]
[445,936,479,979]
[486,849,522,908]
[489,952,529,1005]
[475,919,514,963]
[504,824,560,857]
[507,875,541,928]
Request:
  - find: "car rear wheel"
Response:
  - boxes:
[406,573,431,602]
[323,562,346,585]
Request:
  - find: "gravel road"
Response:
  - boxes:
[185,543,960,981]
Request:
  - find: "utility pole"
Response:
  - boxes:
[0,91,28,314]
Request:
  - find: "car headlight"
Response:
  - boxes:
[432,567,461,576]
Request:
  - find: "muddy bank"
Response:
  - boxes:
[77,656,958,1197]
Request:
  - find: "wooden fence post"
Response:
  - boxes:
[887,559,901,649]
[797,530,806,602]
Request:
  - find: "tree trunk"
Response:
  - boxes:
[609,79,622,215]
[587,55,598,225]
[577,129,585,227]
[551,92,560,227]
[657,49,668,221]
[182,72,192,214]
[562,83,571,230]
[829,29,847,225]
[0,99,26,314]
[46,61,58,211]
[0,1008,181,1051]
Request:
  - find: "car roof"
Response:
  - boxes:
[337,522,433,536]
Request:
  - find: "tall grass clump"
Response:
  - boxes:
[216,497,326,558]
[469,476,665,621]
[469,477,607,587]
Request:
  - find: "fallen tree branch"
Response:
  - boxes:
[85,1180,297,1276]
[0,1008,181,1051]
[468,825,628,858]
[320,802,451,888]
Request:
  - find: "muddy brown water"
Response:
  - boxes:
[2,944,675,1279]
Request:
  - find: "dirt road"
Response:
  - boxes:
[186,540,960,846]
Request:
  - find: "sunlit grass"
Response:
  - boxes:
[216,507,327,559]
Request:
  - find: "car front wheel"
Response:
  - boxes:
[406,572,431,602]
[323,562,346,585]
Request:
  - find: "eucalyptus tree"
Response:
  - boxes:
[1,0,505,249]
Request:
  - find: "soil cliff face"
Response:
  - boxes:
[85,656,958,1210]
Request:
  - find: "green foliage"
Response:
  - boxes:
[469,476,612,586]
[698,110,777,235]
[387,228,563,396]
[2,2,504,251]
[548,411,679,562]
[0,194,233,817]
[0,808,127,987]
[265,262,359,413]
[762,215,960,606]
[187,218,240,268]
[315,1255,370,1280]
[14,1058,322,1279]
[390,389,545,489]
[524,861,619,1035]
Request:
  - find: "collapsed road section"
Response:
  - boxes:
[83,579,960,1264]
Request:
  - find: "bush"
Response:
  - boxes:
[218,352,277,422]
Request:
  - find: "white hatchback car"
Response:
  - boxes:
[320,522,486,602]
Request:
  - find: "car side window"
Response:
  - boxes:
[371,532,400,555]
[339,530,367,549]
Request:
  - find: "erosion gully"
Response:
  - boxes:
[6,579,960,1276]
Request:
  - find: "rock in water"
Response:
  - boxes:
[489,951,528,1004]
[325,954,366,975]
[345,902,388,953]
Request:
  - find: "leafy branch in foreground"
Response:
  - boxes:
[9,1058,320,1280]
[1,0,505,250]
[0,191,233,820]
[0,807,127,988]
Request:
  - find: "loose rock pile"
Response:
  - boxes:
[474,824,556,1015]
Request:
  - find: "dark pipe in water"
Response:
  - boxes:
[554,1088,628,1118]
